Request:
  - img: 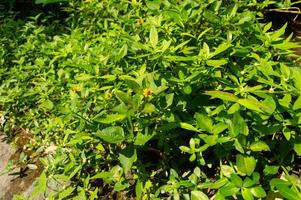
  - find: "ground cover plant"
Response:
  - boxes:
[1,0,301,199]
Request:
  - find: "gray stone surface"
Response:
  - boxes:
[0,135,16,199]
[0,134,41,200]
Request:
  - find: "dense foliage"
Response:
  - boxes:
[1,0,301,199]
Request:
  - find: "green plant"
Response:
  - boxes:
[1,0,65,5]
[1,0,301,199]
[35,0,65,4]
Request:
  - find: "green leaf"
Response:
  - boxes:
[293,142,301,156]
[94,114,127,124]
[206,59,228,67]
[90,172,113,182]
[229,112,249,136]
[279,94,291,108]
[242,188,254,200]
[213,123,228,134]
[203,10,221,25]
[261,96,276,114]
[275,185,300,200]
[183,85,192,94]
[243,177,256,188]
[201,135,218,146]
[179,122,200,133]
[146,0,161,10]
[291,67,301,91]
[165,93,174,107]
[263,22,272,33]
[75,73,94,81]
[96,126,125,144]
[99,75,117,81]
[142,103,156,113]
[150,26,158,47]
[12,195,24,200]
[263,165,279,175]
[114,182,130,192]
[221,165,235,178]
[283,127,292,140]
[68,165,82,179]
[271,23,287,41]
[250,186,266,198]
[236,155,256,176]
[237,12,253,25]
[191,190,209,200]
[293,96,301,110]
[202,42,210,58]
[40,99,54,110]
[32,171,47,198]
[134,128,154,145]
[250,141,270,152]
[161,39,172,52]
[205,91,239,102]
[211,43,232,57]
[270,178,291,189]
[58,187,75,199]
[220,184,240,197]
[210,178,229,189]
[119,146,137,174]
[90,188,99,200]
[214,192,225,200]
[230,174,243,188]
[135,179,143,200]
[189,138,196,150]
[115,90,132,105]
[273,40,300,50]
[238,98,263,113]
[35,0,65,5]
[234,139,245,153]
[197,28,212,40]
[228,103,241,114]
[179,146,191,153]
[117,44,128,59]
[195,113,213,132]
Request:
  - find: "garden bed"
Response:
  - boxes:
[1,1,301,199]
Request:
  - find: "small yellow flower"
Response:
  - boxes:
[104,91,113,100]
[136,18,143,25]
[143,88,152,97]
[71,85,82,93]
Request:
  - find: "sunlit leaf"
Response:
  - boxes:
[94,114,127,124]
[205,91,239,102]
[150,26,158,47]
[236,155,256,176]
[250,141,270,152]
[96,126,125,144]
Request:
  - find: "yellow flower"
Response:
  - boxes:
[104,91,113,100]
[71,85,82,93]
[136,18,143,25]
[143,88,152,97]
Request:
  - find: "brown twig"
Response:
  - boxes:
[265,7,301,21]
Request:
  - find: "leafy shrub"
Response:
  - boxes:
[1,0,301,199]
[0,0,65,6]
